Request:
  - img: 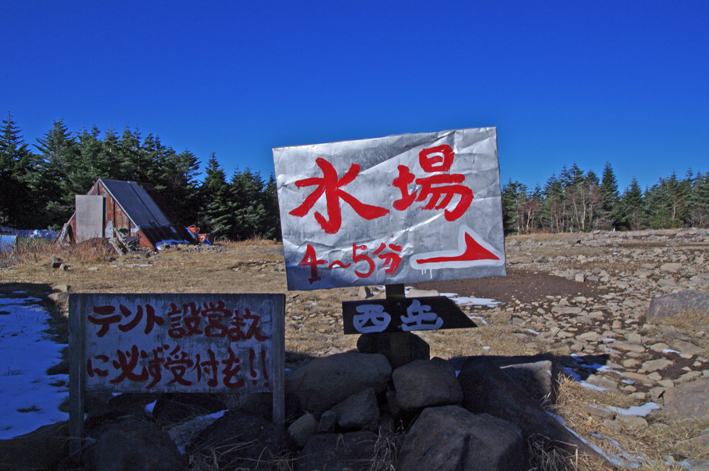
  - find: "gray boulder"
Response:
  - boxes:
[296,431,378,471]
[357,332,430,369]
[663,379,709,421]
[647,289,709,323]
[95,420,185,471]
[501,360,555,405]
[393,358,463,410]
[0,422,68,471]
[457,356,613,467]
[188,411,289,470]
[286,352,391,417]
[331,387,379,430]
[397,406,526,471]
[288,413,318,449]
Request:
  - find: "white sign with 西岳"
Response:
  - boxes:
[273,127,506,290]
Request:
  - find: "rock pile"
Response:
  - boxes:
[0,348,627,471]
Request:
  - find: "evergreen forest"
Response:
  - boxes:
[0,114,279,240]
[1,113,708,239]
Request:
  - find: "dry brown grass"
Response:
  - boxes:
[0,237,113,269]
[552,374,709,467]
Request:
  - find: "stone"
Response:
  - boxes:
[95,420,185,471]
[641,359,674,372]
[501,360,555,405]
[296,431,377,471]
[357,332,430,369]
[406,288,439,297]
[48,291,69,303]
[49,256,62,268]
[457,356,613,466]
[331,387,379,429]
[657,278,677,287]
[286,352,391,417]
[0,422,68,471]
[603,419,622,433]
[552,306,583,315]
[624,333,643,344]
[392,358,463,410]
[660,263,683,272]
[671,340,705,357]
[317,410,337,434]
[586,375,619,390]
[187,411,289,470]
[676,428,709,452]
[615,415,648,430]
[152,393,227,426]
[578,332,601,342]
[575,273,585,283]
[398,406,526,471]
[647,290,709,323]
[612,341,645,353]
[358,285,373,298]
[583,405,615,420]
[650,342,670,352]
[663,379,709,420]
[288,413,318,449]
[658,379,675,388]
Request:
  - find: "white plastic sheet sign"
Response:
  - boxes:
[273,128,506,290]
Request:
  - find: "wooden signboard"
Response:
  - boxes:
[69,293,285,452]
[342,296,476,335]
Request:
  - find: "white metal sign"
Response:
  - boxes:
[273,127,506,290]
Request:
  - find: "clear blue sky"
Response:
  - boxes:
[2,0,707,192]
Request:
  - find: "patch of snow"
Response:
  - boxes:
[523,328,540,335]
[548,414,633,468]
[607,403,660,417]
[450,296,500,307]
[145,400,157,413]
[0,295,68,439]
[662,349,680,355]
[482,346,491,351]
[587,431,642,468]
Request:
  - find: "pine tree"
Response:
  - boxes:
[543,173,566,232]
[600,162,619,228]
[0,112,35,227]
[228,167,268,240]
[501,180,527,235]
[620,177,644,230]
[33,119,84,227]
[688,171,709,228]
[200,153,232,238]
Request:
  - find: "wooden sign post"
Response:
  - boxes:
[69,293,285,456]
[273,128,504,369]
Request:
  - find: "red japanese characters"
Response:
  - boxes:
[85,299,272,391]
[289,145,474,234]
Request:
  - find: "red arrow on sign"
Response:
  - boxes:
[411,225,505,270]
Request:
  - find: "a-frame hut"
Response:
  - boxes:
[62,179,194,251]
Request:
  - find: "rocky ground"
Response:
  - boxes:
[0,228,708,469]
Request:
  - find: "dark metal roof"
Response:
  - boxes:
[98,179,172,229]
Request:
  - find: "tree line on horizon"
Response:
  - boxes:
[501,161,709,235]
[0,113,279,240]
[2,113,707,240]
